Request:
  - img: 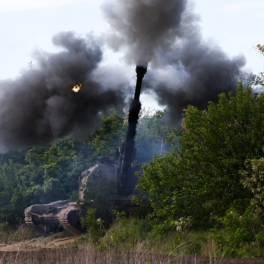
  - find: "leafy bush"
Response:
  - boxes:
[100,214,153,251]
[81,209,105,245]
[138,84,264,225]
[241,158,264,218]
[209,207,264,258]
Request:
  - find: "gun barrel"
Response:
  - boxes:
[134,66,147,101]
[118,65,147,195]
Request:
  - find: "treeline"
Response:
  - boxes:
[80,84,264,258]
[0,110,170,225]
[135,84,264,257]
[139,84,264,226]
[3,82,264,257]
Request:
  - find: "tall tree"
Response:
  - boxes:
[138,84,264,226]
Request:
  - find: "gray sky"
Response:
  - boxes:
[0,0,263,108]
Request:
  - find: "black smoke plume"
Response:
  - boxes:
[102,0,188,66]
[0,32,126,153]
[146,35,246,121]
[0,0,249,153]
[102,0,247,122]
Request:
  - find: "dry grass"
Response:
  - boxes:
[0,225,78,253]
[0,244,229,264]
[1,221,263,263]
[0,230,263,263]
[0,224,38,245]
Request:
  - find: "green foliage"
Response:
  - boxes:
[138,84,264,225]
[253,44,264,86]
[0,110,171,226]
[112,210,126,221]
[87,111,171,163]
[129,197,153,219]
[88,115,126,163]
[81,215,264,258]
[214,207,263,257]
[135,110,173,162]
[0,138,89,225]
[100,217,153,250]
[171,216,192,233]
[81,176,116,220]
[241,158,264,218]
[0,115,126,226]
[138,152,187,227]
[81,209,105,244]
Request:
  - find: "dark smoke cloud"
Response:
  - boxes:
[101,0,191,66]
[145,35,246,121]
[102,0,247,122]
[0,32,127,153]
[0,0,249,153]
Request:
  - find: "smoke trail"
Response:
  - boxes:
[0,32,127,153]
[102,0,247,122]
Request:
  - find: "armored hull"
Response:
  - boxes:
[24,200,81,236]
[24,159,140,236]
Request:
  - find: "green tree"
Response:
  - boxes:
[135,110,172,163]
[88,115,126,163]
[241,157,264,218]
[0,114,126,225]
[138,84,264,227]
[0,138,89,225]
[253,44,264,86]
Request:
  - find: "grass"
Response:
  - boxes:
[1,217,264,263]
[0,245,228,264]
[0,224,38,244]
[75,217,226,258]
[76,216,264,259]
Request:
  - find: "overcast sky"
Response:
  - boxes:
[0,0,263,108]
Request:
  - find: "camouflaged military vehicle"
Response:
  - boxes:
[24,153,140,236]
[24,66,147,236]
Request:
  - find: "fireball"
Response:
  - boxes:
[72,83,82,93]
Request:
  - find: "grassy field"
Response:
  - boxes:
[1,219,264,263]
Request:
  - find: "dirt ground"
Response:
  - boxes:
[0,232,79,252]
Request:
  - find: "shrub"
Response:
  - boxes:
[81,209,105,245]
[138,84,264,225]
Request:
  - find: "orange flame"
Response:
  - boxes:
[72,83,82,93]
